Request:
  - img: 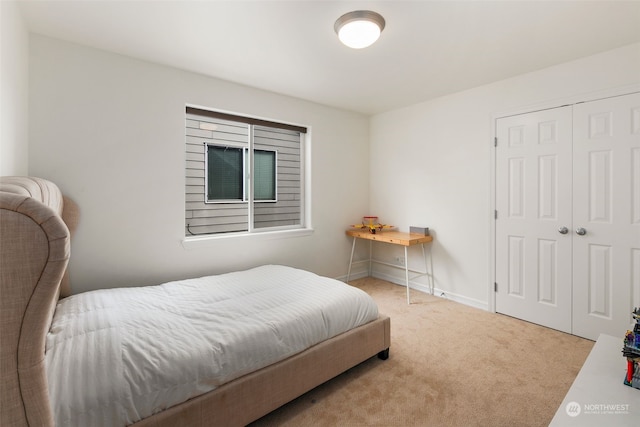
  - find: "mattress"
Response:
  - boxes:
[45,265,379,426]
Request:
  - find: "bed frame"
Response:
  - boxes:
[0,176,391,427]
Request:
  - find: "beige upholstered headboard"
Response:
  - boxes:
[0,177,79,297]
[0,176,76,426]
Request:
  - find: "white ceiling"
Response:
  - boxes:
[17,0,640,115]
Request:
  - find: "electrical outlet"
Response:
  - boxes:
[395,256,405,266]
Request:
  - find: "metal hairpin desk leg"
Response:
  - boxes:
[368,240,373,277]
[347,236,357,283]
[421,243,434,295]
[405,246,410,304]
[428,245,434,295]
[407,243,431,304]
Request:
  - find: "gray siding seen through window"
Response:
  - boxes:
[186,111,302,235]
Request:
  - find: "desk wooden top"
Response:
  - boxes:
[346,229,433,246]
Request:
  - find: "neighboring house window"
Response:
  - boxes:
[206,145,244,201]
[253,149,277,201]
[206,146,277,202]
[185,106,307,236]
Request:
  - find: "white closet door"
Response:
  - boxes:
[572,92,640,340]
[495,106,573,333]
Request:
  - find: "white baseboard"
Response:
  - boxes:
[337,269,488,312]
[338,271,369,281]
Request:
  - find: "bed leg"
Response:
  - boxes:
[377,348,389,360]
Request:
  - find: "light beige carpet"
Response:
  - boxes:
[250,277,594,427]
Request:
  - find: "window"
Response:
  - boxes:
[253,150,276,201]
[185,106,308,236]
[206,146,277,202]
[206,145,243,201]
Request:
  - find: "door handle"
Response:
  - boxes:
[558,226,569,234]
[575,227,587,236]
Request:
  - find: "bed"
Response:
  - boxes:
[0,176,391,427]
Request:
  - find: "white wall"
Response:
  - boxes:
[29,35,369,294]
[369,42,640,309]
[0,1,29,176]
[21,33,640,304]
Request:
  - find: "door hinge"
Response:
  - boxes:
[494,137,498,147]
[494,282,498,292]
[494,210,498,220]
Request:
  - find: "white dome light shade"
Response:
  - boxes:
[338,20,381,49]
[335,10,385,49]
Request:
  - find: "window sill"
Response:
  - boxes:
[181,227,314,250]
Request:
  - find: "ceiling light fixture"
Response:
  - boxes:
[334,10,385,49]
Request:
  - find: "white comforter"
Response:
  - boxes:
[45,265,379,426]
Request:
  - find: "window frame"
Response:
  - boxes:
[184,105,312,241]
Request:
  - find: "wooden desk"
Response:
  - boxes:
[346,230,433,304]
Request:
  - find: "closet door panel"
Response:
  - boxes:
[495,106,572,333]
[572,92,640,340]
